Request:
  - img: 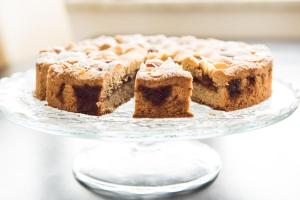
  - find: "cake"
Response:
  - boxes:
[35,35,273,117]
[134,58,193,118]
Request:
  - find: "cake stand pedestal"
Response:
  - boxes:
[73,140,220,198]
[0,70,299,199]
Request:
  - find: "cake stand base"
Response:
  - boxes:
[73,140,221,199]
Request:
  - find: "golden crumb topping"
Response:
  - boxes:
[37,35,272,79]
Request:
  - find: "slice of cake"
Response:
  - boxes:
[133,58,193,118]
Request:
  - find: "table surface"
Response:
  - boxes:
[0,42,299,200]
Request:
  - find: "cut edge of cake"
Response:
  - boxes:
[41,45,146,116]
[133,58,193,118]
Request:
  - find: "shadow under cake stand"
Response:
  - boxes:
[0,69,299,199]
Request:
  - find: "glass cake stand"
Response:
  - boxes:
[0,69,299,199]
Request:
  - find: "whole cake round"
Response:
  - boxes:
[35,35,272,118]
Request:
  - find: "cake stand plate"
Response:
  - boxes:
[0,69,299,198]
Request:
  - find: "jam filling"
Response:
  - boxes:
[57,83,65,103]
[194,75,218,92]
[228,79,241,98]
[73,85,101,115]
[124,73,135,83]
[247,75,256,85]
[138,85,172,106]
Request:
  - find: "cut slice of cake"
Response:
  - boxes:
[133,58,193,118]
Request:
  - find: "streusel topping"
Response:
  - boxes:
[37,35,272,78]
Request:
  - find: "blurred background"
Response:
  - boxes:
[0,1,300,200]
[0,0,300,71]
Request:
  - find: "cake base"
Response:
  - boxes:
[73,140,221,199]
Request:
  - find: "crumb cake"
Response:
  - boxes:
[35,35,273,117]
[134,58,193,118]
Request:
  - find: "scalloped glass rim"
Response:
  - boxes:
[0,69,299,141]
